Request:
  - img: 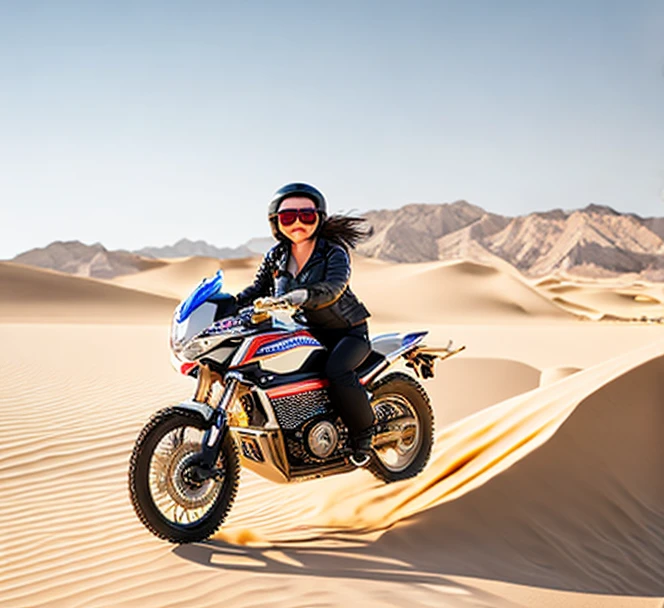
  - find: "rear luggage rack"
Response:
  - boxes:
[403,340,466,379]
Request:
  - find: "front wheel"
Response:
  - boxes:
[128,407,240,543]
[367,372,434,483]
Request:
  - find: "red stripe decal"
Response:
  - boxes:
[238,329,316,365]
[266,378,330,399]
[180,362,198,376]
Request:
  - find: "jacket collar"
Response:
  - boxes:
[275,237,329,275]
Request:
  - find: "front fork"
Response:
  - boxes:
[194,365,240,469]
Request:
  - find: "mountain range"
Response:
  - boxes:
[135,237,275,260]
[9,241,164,280]
[10,238,274,279]
[357,202,664,280]
[9,203,664,280]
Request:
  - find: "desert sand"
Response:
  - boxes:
[1,255,663,607]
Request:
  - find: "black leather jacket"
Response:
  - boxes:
[236,238,371,329]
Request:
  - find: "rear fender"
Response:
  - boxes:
[370,331,429,362]
[361,332,429,387]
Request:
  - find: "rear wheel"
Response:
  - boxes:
[128,407,240,543]
[367,372,434,483]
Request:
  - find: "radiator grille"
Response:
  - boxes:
[270,388,331,430]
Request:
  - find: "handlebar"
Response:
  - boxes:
[250,297,301,325]
[253,297,300,313]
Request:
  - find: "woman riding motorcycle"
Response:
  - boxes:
[235,183,375,466]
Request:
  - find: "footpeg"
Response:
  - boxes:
[350,452,371,467]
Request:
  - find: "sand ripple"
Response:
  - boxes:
[1,324,663,607]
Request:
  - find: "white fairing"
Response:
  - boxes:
[259,345,324,374]
[171,302,218,353]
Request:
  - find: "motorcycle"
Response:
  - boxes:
[128,270,464,543]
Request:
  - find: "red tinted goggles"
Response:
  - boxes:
[277,208,319,226]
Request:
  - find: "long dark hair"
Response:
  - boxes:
[317,214,373,250]
[270,213,373,251]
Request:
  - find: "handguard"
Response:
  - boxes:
[403,340,466,379]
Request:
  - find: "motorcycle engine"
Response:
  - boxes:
[305,420,339,459]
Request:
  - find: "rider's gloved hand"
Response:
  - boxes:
[254,289,308,310]
[251,297,269,311]
[281,289,308,307]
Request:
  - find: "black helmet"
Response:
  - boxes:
[268,183,327,219]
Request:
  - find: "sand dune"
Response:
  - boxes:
[110,255,261,300]
[0,261,178,323]
[534,277,563,289]
[539,366,582,385]
[551,296,605,320]
[107,253,664,325]
[113,254,578,324]
[355,258,575,323]
[1,258,664,607]
[202,342,664,602]
[1,319,663,607]
[536,278,664,321]
[552,288,664,320]
[372,348,664,595]
[421,357,541,426]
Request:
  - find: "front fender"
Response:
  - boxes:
[172,400,215,423]
[173,400,228,468]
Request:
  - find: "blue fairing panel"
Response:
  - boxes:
[369,330,428,360]
[402,331,428,349]
[176,270,224,323]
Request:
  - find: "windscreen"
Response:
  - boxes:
[175,270,223,323]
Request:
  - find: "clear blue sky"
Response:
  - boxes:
[1,0,663,259]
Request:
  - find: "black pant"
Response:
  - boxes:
[310,322,375,435]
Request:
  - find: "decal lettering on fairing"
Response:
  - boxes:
[255,335,321,357]
[203,317,243,335]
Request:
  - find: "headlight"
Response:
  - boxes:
[181,336,217,361]
[171,316,189,349]
[170,302,217,353]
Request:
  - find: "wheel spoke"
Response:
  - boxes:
[372,394,422,472]
[148,425,223,526]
